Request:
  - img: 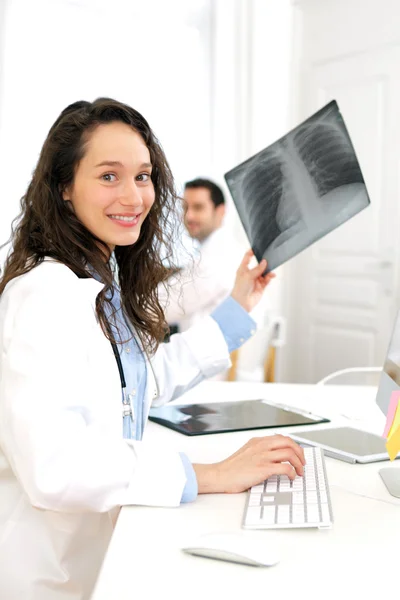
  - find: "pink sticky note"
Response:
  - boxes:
[383,391,400,438]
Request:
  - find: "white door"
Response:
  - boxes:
[285,0,400,382]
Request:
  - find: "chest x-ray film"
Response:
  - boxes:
[224,101,371,271]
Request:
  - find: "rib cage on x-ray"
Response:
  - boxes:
[225,101,370,271]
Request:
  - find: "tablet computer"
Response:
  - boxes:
[148,400,329,436]
[290,427,399,464]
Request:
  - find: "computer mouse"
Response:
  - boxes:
[181,533,280,567]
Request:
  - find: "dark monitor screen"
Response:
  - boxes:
[148,400,329,436]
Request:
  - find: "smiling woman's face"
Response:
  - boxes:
[63,121,155,251]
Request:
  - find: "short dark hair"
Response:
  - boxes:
[184,178,225,208]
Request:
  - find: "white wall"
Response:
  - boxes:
[0,0,213,258]
[210,0,293,380]
[282,0,400,383]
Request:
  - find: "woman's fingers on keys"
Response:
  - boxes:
[266,448,304,476]
[255,434,306,465]
[262,461,297,481]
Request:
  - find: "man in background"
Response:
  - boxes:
[160,178,241,332]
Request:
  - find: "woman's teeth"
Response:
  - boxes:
[109,215,136,222]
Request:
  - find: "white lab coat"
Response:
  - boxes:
[160,227,242,332]
[0,260,231,600]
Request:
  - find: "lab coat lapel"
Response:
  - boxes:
[76,277,104,309]
[76,275,160,425]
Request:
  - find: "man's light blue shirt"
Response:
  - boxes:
[110,290,256,503]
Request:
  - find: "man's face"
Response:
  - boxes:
[183,187,224,242]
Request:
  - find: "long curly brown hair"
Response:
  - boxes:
[0,98,180,353]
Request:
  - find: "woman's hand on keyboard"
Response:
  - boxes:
[193,435,306,494]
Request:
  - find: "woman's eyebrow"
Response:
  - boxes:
[94,160,123,168]
[94,160,152,169]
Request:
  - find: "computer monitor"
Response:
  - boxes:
[375,309,400,498]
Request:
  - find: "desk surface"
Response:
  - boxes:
[91,382,400,600]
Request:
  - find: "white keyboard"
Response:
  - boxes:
[243,446,333,529]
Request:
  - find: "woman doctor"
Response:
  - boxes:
[0,98,305,600]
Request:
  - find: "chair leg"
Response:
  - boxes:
[227,349,239,382]
[264,347,276,383]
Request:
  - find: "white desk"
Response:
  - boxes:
[91,382,400,600]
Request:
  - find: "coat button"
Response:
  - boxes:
[125,347,131,354]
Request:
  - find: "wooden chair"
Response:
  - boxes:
[227,317,285,382]
[227,349,240,382]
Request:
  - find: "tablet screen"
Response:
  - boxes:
[148,400,329,436]
[292,427,387,456]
